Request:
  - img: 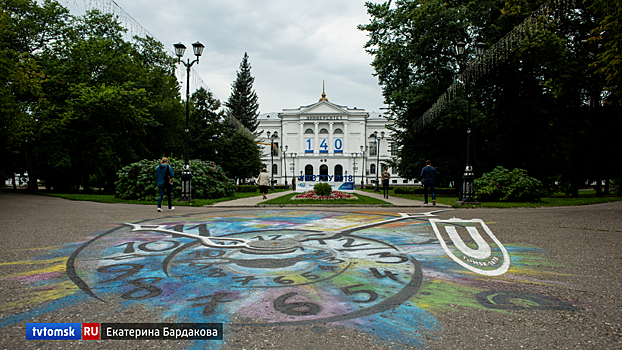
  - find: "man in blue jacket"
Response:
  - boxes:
[420,160,436,205]
[155,157,175,212]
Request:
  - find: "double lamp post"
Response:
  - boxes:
[173,41,205,202]
[455,40,485,204]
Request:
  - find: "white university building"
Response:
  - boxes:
[257,90,414,188]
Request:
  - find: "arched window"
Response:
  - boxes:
[333,128,343,134]
[320,165,328,175]
[370,164,376,174]
[305,128,314,134]
[272,164,278,175]
[319,128,329,134]
[305,165,313,176]
[334,165,343,181]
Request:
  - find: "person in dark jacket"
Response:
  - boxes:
[155,157,175,212]
[420,160,437,205]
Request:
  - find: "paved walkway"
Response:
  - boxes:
[210,189,450,207]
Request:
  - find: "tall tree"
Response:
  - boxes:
[359,0,621,194]
[189,87,225,162]
[2,1,185,191]
[1,0,70,189]
[218,111,262,183]
[225,52,260,132]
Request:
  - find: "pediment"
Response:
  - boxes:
[299,101,347,115]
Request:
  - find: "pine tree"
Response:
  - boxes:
[225,52,260,132]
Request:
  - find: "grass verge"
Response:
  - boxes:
[360,189,622,208]
[35,189,288,207]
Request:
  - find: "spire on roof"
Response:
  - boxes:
[319,80,328,101]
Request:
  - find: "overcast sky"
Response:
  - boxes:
[64,0,387,114]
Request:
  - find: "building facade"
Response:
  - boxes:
[258,92,414,187]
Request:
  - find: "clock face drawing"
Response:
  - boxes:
[67,210,509,327]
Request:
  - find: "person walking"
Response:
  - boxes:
[381,167,391,199]
[257,168,270,199]
[420,160,437,205]
[292,176,296,191]
[155,157,175,212]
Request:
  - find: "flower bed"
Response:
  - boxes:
[292,190,358,200]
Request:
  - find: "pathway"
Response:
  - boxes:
[209,189,450,207]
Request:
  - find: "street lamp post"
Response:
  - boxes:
[173,41,205,202]
[351,152,359,189]
[372,131,385,192]
[360,145,367,189]
[455,41,485,204]
[281,145,288,188]
[267,131,278,190]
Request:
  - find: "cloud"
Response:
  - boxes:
[65,0,386,113]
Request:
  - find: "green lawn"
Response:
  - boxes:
[37,189,288,207]
[360,188,622,208]
[11,187,620,208]
[262,192,390,205]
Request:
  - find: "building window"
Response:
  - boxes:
[334,128,343,134]
[390,142,398,156]
[319,128,329,134]
[403,180,408,183]
[305,165,313,176]
[272,142,279,156]
[369,142,377,156]
[305,128,314,134]
[320,165,328,178]
[272,164,277,175]
[392,180,397,184]
[334,164,343,179]
[370,164,376,174]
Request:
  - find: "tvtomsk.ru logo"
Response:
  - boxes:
[26,323,82,340]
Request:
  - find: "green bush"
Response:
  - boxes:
[115,158,235,200]
[236,185,258,193]
[474,166,545,202]
[314,182,332,196]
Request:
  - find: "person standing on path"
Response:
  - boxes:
[155,157,175,212]
[420,160,437,205]
[257,168,270,199]
[381,167,391,199]
[292,176,296,191]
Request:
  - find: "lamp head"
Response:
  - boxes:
[455,41,466,55]
[475,42,486,56]
[192,41,205,57]
[173,42,186,58]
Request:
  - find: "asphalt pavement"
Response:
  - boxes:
[0,192,620,349]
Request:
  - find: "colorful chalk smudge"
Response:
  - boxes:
[0,210,577,348]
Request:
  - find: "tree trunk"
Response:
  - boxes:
[24,144,38,193]
[595,174,603,197]
[570,179,579,197]
[604,179,610,195]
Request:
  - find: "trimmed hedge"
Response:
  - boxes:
[115,158,235,200]
[393,187,458,195]
[236,185,258,193]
